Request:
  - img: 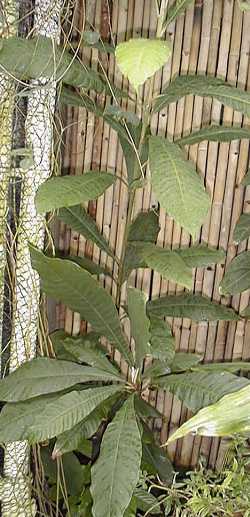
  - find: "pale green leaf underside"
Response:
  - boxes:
[57,205,115,259]
[30,246,133,365]
[167,384,250,444]
[91,396,142,517]
[177,125,250,146]
[127,288,150,366]
[149,137,210,238]
[220,251,250,295]
[0,357,124,402]
[115,38,171,90]
[147,294,239,321]
[233,213,250,244]
[155,371,249,411]
[35,172,115,213]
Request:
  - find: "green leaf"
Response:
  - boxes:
[82,31,115,53]
[59,254,111,277]
[116,38,171,91]
[193,361,250,374]
[149,317,175,363]
[143,360,171,380]
[134,396,163,419]
[141,424,173,483]
[104,105,140,126]
[176,126,250,146]
[91,396,142,517]
[154,371,250,411]
[147,294,240,321]
[118,123,150,185]
[220,251,250,295]
[175,244,225,268]
[0,36,107,93]
[233,214,250,244]
[170,352,202,373]
[167,384,250,444]
[238,0,250,12]
[41,449,85,496]
[134,488,159,515]
[57,205,116,260]
[0,357,124,402]
[28,385,123,442]
[149,137,210,238]
[137,244,193,289]
[30,246,133,365]
[163,0,193,30]
[53,421,92,457]
[35,172,115,213]
[154,75,250,116]
[127,288,151,366]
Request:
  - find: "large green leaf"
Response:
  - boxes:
[141,424,173,483]
[30,246,133,365]
[58,254,111,277]
[175,244,225,268]
[147,294,239,321]
[0,385,121,443]
[91,396,142,517]
[154,371,249,411]
[35,172,115,213]
[0,357,124,402]
[116,38,171,91]
[53,421,92,457]
[41,448,85,497]
[127,288,151,367]
[162,0,193,30]
[177,126,250,146]
[233,214,250,244]
[154,75,250,116]
[137,244,193,289]
[220,251,250,295]
[0,36,108,93]
[167,384,250,444]
[57,205,115,260]
[169,352,202,373]
[149,317,175,363]
[149,137,210,238]
[193,361,250,374]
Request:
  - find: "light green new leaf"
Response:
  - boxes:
[30,246,133,365]
[154,371,250,411]
[0,357,124,402]
[238,0,250,11]
[167,384,250,444]
[57,205,115,260]
[233,213,250,244]
[175,244,225,268]
[147,294,239,321]
[177,126,250,146]
[138,244,193,289]
[170,352,202,373]
[162,0,193,30]
[127,288,151,366]
[35,172,115,213]
[116,38,171,91]
[27,385,123,442]
[149,137,210,238]
[91,396,142,517]
[154,75,250,116]
[220,251,250,295]
[149,317,175,363]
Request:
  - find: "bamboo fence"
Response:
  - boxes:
[54,0,250,469]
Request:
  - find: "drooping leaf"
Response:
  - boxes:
[167,384,250,444]
[0,357,124,402]
[149,317,175,363]
[116,38,171,91]
[137,244,193,289]
[147,294,240,321]
[176,126,250,146]
[175,244,225,268]
[30,386,123,443]
[30,246,133,365]
[0,36,108,93]
[154,75,250,116]
[154,371,250,411]
[162,0,193,30]
[220,251,250,295]
[233,213,250,244]
[57,205,116,260]
[127,288,151,367]
[149,137,210,238]
[141,424,173,483]
[91,396,142,517]
[169,352,202,373]
[0,385,122,443]
[35,172,115,213]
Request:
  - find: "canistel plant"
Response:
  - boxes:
[1,1,250,516]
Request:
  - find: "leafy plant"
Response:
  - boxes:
[1,1,250,516]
